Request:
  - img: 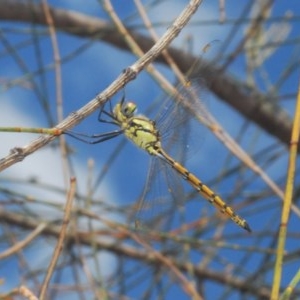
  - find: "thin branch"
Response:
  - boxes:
[0,207,273,299]
[0,0,202,172]
[0,222,46,260]
[39,177,76,300]
[0,0,294,150]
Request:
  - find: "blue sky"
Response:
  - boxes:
[0,1,300,299]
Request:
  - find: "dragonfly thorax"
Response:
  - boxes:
[124,115,161,156]
[113,100,161,155]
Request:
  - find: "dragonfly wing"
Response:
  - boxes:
[154,80,211,163]
[132,156,186,232]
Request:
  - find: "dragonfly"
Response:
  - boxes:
[63,87,251,233]
[0,85,251,232]
[0,90,251,232]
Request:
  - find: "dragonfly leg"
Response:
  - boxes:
[64,129,124,144]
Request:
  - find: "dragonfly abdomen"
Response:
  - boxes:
[158,148,251,232]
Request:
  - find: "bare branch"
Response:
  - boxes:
[0,0,293,149]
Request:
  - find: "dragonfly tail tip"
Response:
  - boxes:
[243,221,252,233]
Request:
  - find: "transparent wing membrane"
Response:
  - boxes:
[114,77,251,232]
[133,157,186,232]
[57,45,251,233]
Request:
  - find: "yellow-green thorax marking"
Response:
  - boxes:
[114,101,161,155]
[113,100,251,232]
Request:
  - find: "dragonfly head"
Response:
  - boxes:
[114,101,137,122]
[122,101,137,117]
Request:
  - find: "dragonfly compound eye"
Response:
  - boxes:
[123,102,137,117]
